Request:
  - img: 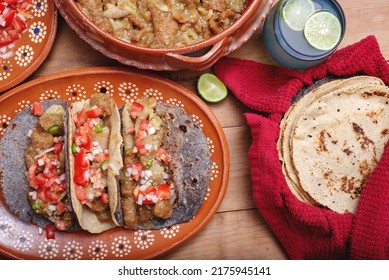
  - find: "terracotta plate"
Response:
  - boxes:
[0,67,229,259]
[0,0,57,93]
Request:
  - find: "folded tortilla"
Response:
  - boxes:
[113,98,211,229]
[0,100,78,231]
[68,94,122,233]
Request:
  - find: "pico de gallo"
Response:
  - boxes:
[120,97,175,229]
[71,94,113,223]
[0,0,33,47]
[25,103,74,231]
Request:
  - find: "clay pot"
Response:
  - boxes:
[55,0,272,71]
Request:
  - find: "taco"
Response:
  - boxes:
[112,97,211,229]
[0,100,77,231]
[68,93,122,233]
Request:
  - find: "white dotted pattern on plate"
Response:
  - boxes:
[0,80,221,259]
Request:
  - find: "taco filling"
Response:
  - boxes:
[24,103,74,231]
[120,97,176,229]
[71,94,114,223]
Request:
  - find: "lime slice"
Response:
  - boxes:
[197,73,228,103]
[304,11,342,51]
[282,0,315,31]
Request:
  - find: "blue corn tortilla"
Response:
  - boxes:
[114,102,212,229]
[0,100,79,231]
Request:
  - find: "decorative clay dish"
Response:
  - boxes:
[0,0,57,93]
[55,0,272,71]
[0,67,229,260]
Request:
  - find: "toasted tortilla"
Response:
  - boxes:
[68,97,122,233]
[278,76,389,213]
[0,100,78,230]
[278,76,385,204]
[114,102,211,229]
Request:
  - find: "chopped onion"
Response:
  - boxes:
[34,147,55,159]
[140,170,145,178]
[148,127,156,135]
[93,141,99,147]
[137,194,144,205]
[59,174,66,181]
[139,185,148,192]
[145,144,152,150]
[86,153,94,162]
[55,178,62,184]
[37,159,45,166]
[28,130,33,138]
[88,193,94,201]
[38,227,43,235]
[144,170,153,178]
[29,191,37,200]
[140,179,146,185]
[48,205,57,212]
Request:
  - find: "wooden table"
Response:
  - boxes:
[1,0,389,260]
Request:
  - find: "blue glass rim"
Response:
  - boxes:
[274,0,347,62]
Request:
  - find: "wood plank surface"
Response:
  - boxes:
[1,0,388,260]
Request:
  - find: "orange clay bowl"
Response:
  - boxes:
[55,0,272,71]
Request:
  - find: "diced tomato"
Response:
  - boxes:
[45,224,55,239]
[157,183,171,200]
[46,189,62,203]
[4,0,19,5]
[75,185,87,202]
[86,106,103,118]
[156,148,171,164]
[43,169,58,180]
[139,119,149,131]
[134,139,149,155]
[12,15,26,32]
[37,187,49,202]
[137,130,147,140]
[129,102,144,119]
[53,142,63,155]
[54,219,67,231]
[31,173,47,189]
[0,4,6,13]
[31,102,44,116]
[131,163,143,181]
[56,202,66,215]
[126,127,135,135]
[74,123,92,150]
[99,192,109,204]
[2,9,16,27]
[28,163,37,180]
[94,152,109,163]
[73,109,87,128]
[74,149,90,187]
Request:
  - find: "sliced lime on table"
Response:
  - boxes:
[304,11,342,51]
[282,0,315,31]
[197,73,228,103]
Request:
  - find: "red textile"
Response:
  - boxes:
[214,36,389,259]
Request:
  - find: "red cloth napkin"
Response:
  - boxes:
[214,35,389,259]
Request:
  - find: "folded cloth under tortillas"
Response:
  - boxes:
[277,76,389,213]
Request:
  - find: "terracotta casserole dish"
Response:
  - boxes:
[55,0,272,71]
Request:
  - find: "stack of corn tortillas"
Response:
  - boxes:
[277,76,389,214]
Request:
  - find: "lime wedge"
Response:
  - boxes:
[282,0,315,31]
[304,11,342,51]
[197,73,228,103]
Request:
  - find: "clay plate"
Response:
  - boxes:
[0,67,229,260]
[0,0,57,93]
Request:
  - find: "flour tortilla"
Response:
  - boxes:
[278,76,385,205]
[68,97,122,233]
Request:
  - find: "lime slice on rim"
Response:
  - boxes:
[197,73,228,103]
[304,11,342,51]
[282,0,315,31]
